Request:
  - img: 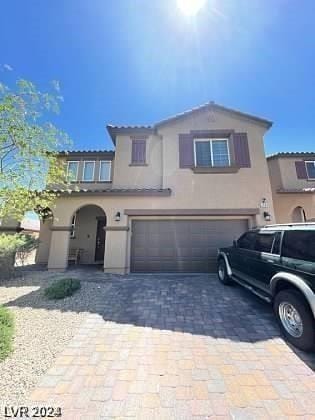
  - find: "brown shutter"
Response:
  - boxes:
[179,134,194,168]
[233,133,251,168]
[131,139,146,164]
[295,161,307,179]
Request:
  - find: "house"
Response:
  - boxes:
[267,152,315,223]
[36,102,275,274]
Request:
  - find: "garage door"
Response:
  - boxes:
[130,219,248,273]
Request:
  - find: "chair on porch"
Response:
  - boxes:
[68,248,82,265]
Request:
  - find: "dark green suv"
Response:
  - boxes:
[217,223,315,351]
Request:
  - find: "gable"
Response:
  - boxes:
[155,102,272,131]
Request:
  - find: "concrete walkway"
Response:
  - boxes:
[28,274,315,419]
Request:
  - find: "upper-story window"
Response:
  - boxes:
[82,161,95,182]
[194,139,230,167]
[305,161,315,180]
[67,161,79,181]
[99,161,111,181]
[131,138,146,165]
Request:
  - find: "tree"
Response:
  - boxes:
[0,79,71,221]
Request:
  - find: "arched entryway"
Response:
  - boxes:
[68,204,106,265]
[291,206,306,223]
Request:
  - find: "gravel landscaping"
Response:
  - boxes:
[0,270,111,406]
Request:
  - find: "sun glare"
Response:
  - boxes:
[177,0,207,17]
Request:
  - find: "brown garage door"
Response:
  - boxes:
[130,219,248,273]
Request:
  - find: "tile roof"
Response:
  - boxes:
[58,150,114,155]
[267,152,315,159]
[277,188,315,194]
[106,101,273,143]
[48,188,172,196]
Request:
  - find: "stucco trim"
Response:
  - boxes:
[0,226,24,233]
[277,189,315,194]
[190,129,235,138]
[192,166,240,174]
[128,163,149,167]
[104,226,130,231]
[50,226,72,231]
[124,209,259,216]
[51,189,172,197]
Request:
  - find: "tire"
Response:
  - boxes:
[274,289,315,352]
[217,258,233,285]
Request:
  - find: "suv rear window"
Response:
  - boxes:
[254,232,275,253]
[237,232,257,250]
[282,231,315,262]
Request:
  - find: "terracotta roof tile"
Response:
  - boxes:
[267,152,315,159]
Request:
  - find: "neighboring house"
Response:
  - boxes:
[267,152,315,223]
[36,102,275,273]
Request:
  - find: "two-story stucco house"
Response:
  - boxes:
[36,102,275,274]
[267,152,315,223]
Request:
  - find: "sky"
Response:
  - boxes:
[1,0,315,155]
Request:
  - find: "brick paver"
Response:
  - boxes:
[28,273,315,419]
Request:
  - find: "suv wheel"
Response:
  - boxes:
[217,258,232,285]
[274,289,315,352]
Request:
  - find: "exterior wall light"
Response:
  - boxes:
[115,212,121,222]
[263,211,271,222]
[260,198,268,208]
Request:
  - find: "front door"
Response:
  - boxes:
[95,218,106,262]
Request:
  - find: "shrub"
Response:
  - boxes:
[0,306,14,361]
[44,278,81,300]
[0,234,39,279]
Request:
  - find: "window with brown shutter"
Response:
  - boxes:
[131,139,146,165]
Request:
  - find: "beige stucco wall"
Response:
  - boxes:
[36,219,52,264]
[278,157,315,190]
[112,134,162,188]
[156,109,274,220]
[267,157,315,223]
[270,192,314,223]
[45,107,275,273]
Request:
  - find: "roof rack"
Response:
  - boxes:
[263,222,315,228]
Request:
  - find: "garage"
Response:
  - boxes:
[130,219,248,273]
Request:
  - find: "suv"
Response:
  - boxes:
[217,223,315,351]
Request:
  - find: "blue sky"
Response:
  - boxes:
[1,0,314,154]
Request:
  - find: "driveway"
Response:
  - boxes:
[28,273,315,419]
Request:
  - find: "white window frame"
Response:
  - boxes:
[99,160,112,182]
[305,161,315,180]
[82,161,95,182]
[194,138,230,167]
[67,161,79,181]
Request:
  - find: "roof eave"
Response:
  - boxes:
[154,102,273,130]
[106,125,155,145]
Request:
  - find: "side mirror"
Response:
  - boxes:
[233,240,237,248]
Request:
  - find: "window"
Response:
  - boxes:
[237,232,257,250]
[194,139,230,167]
[306,161,315,179]
[254,232,275,253]
[67,161,79,181]
[70,214,76,239]
[271,232,282,255]
[282,231,315,262]
[99,161,111,181]
[131,139,146,165]
[82,161,95,181]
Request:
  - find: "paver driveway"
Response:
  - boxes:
[29,273,315,419]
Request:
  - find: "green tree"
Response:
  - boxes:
[0,79,71,220]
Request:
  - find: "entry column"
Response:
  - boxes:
[103,226,129,274]
[47,226,71,271]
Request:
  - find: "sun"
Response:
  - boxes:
[177,0,207,16]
